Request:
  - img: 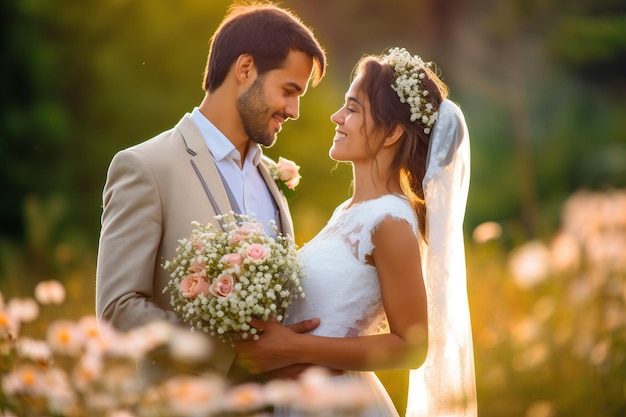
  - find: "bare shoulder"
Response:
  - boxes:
[373,215,419,251]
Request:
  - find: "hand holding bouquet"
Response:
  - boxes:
[163,213,306,344]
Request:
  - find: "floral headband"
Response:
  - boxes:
[382,47,438,134]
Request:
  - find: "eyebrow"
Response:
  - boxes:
[346,96,362,107]
[286,81,304,93]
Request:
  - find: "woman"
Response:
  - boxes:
[235,47,477,417]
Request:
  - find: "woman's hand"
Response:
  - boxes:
[234,318,301,374]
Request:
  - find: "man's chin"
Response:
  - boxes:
[254,134,277,148]
[263,138,278,148]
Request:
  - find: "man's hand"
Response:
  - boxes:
[233,317,320,375]
[234,317,344,380]
[262,364,312,380]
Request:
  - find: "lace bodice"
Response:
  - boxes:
[285,194,419,338]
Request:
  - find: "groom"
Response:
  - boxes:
[95,3,326,386]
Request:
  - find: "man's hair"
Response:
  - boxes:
[203,2,326,92]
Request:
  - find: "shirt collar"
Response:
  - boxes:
[190,107,262,166]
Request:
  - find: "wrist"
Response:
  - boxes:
[289,332,312,365]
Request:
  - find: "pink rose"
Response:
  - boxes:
[276,157,301,190]
[190,237,204,251]
[189,257,206,274]
[246,244,270,261]
[229,222,264,246]
[237,222,264,236]
[228,233,244,246]
[209,274,235,297]
[179,274,210,299]
[222,253,243,266]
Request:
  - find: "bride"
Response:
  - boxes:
[235,47,477,417]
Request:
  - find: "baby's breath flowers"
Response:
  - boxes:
[163,212,306,344]
[382,47,439,134]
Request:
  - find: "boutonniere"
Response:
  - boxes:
[269,157,301,198]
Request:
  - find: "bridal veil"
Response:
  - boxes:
[405,99,477,417]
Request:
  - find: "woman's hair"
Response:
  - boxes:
[203,2,326,92]
[353,53,449,238]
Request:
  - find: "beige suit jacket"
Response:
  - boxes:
[95,114,294,382]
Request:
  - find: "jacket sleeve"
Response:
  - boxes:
[96,148,181,332]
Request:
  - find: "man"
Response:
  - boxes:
[95,2,326,385]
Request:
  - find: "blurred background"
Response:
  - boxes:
[1,0,625,416]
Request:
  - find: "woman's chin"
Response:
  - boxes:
[328,147,343,162]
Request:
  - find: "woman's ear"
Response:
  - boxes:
[234,54,257,84]
[383,124,405,147]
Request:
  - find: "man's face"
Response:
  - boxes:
[237,50,314,147]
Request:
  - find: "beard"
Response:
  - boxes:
[236,76,277,147]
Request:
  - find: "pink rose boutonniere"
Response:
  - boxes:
[269,157,301,198]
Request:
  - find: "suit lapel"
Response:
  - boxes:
[259,157,294,237]
[175,115,232,217]
[175,114,294,237]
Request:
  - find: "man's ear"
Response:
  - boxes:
[234,54,257,84]
[384,124,405,147]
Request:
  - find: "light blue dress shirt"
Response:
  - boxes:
[190,108,278,232]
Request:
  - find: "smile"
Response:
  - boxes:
[333,129,347,142]
[272,115,285,131]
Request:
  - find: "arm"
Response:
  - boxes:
[95,150,180,331]
[247,318,343,381]
[234,217,428,374]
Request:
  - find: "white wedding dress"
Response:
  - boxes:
[277,193,418,417]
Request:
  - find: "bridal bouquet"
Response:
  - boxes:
[163,212,306,343]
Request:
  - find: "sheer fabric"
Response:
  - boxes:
[279,194,419,417]
[406,99,477,417]
[277,99,476,416]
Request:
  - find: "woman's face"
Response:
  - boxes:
[329,75,380,164]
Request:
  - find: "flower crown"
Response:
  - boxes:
[382,47,438,134]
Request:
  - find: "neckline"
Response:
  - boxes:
[341,193,407,212]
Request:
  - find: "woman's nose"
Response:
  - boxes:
[330,108,343,124]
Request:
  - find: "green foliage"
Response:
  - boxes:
[2,0,625,243]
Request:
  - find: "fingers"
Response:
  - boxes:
[263,364,309,381]
[286,317,320,334]
[327,368,346,376]
[249,319,264,335]
[249,318,263,326]
[249,317,319,334]
[261,365,343,381]
[249,317,274,332]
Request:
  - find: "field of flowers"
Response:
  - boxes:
[1,188,625,416]
[0,284,375,416]
[468,189,626,416]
